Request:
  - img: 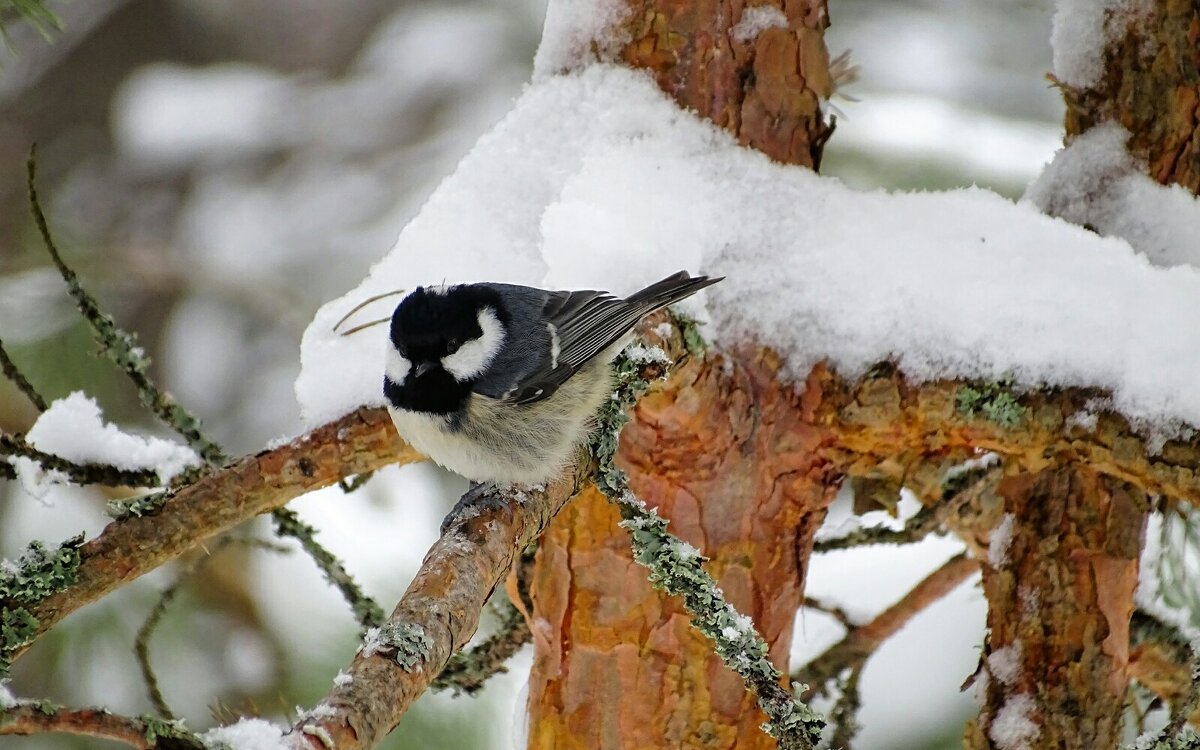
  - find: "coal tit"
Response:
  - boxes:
[378,271,720,486]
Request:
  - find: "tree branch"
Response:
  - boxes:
[8,406,421,663]
[0,702,202,749]
[286,468,589,750]
[797,553,980,699]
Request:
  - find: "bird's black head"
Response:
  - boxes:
[383,285,508,416]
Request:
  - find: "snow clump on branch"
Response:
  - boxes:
[298,63,1200,439]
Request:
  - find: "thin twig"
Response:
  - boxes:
[271,508,384,632]
[0,336,47,411]
[797,553,979,700]
[27,146,225,465]
[0,431,161,488]
[134,536,291,719]
[135,538,234,719]
[827,664,864,749]
[0,701,202,749]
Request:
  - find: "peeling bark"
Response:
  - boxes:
[618,0,834,167]
[967,468,1147,750]
[526,353,840,749]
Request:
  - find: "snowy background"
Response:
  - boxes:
[0,0,1125,748]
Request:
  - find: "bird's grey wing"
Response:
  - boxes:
[504,289,633,405]
[505,272,722,405]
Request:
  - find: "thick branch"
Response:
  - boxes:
[286,469,589,750]
[0,703,202,749]
[15,361,1200,666]
[10,407,420,661]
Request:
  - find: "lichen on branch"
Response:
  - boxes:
[591,345,825,749]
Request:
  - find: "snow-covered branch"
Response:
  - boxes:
[5,407,421,666]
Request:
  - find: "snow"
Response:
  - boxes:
[1025,122,1200,268]
[11,392,201,497]
[988,514,1017,569]
[987,642,1022,686]
[333,670,353,687]
[297,64,1200,436]
[1050,0,1150,89]
[532,0,628,79]
[731,6,788,44]
[200,717,289,750]
[988,693,1039,750]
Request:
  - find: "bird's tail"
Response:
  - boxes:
[625,271,723,314]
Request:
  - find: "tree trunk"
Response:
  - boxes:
[966,468,1147,750]
[527,354,840,748]
[1061,0,1200,190]
[525,1,834,747]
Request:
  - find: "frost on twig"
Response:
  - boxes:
[591,344,825,750]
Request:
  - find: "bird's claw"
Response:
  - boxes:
[440,482,508,534]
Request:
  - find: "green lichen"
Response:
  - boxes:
[955,379,1027,428]
[107,492,169,520]
[668,310,708,357]
[361,622,433,672]
[141,714,195,745]
[592,344,825,750]
[0,535,83,675]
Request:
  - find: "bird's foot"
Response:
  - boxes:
[440,481,507,534]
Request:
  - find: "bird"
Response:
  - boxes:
[371,271,721,493]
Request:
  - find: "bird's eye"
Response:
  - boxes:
[446,339,461,354]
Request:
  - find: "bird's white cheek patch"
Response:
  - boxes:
[443,308,504,381]
[386,347,412,383]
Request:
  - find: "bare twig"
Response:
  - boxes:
[28,146,224,464]
[0,702,202,749]
[0,337,47,411]
[798,553,980,700]
[827,663,864,749]
[271,508,384,631]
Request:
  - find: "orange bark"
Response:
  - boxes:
[527,354,840,749]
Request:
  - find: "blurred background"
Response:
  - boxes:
[0,1,1065,748]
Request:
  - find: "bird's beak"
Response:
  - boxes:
[415,361,436,378]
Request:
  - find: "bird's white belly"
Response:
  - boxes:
[386,357,614,486]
